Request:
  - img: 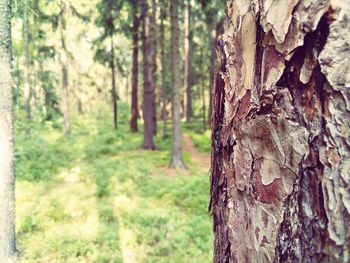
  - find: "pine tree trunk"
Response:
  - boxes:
[23,0,31,126]
[60,0,70,135]
[111,37,118,129]
[61,64,70,134]
[0,0,17,261]
[169,0,186,169]
[184,0,192,123]
[211,0,350,262]
[200,47,206,132]
[150,0,157,136]
[160,0,167,137]
[208,24,217,125]
[130,0,139,133]
[141,0,156,150]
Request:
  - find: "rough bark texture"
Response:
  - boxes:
[141,0,156,149]
[209,21,223,125]
[130,0,139,133]
[210,0,350,262]
[169,0,186,169]
[0,0,17,261]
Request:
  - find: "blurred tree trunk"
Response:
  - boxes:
[150,0,157,135]
[0,0,17,261]
[211,0,350,262]
[160,0,167,137]
[169,0,186,169]
[207,26,216,125]
[183,0,192,123]
[110,36,118,129]
[141,0,156,149]
[200,46,206,132]
[60,0,70,135]
[23,0,31,127]
[130,0,139,133]
[61,64,70,134]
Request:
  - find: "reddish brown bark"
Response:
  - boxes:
[184,0,192,123]
[130,0,139,133]
[141,0,156,150]
[211,0,350,262]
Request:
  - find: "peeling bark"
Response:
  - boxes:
[211,0,350,262]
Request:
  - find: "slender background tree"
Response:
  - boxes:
[169,0,186,168]
[0,0,17,261]
[130,0,139,133]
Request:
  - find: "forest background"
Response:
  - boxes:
[10,0,225,262]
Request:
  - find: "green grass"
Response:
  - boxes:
[15,109,213,263]
[184,122,212,153]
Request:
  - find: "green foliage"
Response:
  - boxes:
[184,122,211,153]
[15,122,76,181]
[16,107,213,262]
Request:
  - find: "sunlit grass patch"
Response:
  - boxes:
[16,109,213,262]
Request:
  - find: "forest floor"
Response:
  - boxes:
[15,109,212,263]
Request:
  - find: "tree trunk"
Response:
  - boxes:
[110,36,118,129]
[141,0,156,150]
[23,0,31,126]
[130,0,139,133]
[61,64,70,134]
[150,0,157,136]
[211,0,350,262]
[184,0,192,123]
[0,0,17,261]
[169,0,186,169]
[60,1,70,135]
[200,47,206,132]
[160,0,167,137]
[208,24,217,125]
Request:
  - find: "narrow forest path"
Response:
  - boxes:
[182,133,210,171]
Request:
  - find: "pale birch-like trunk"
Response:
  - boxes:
[0,0,17,261]
[111,37,118,129]
[183,0,192,123]
[211,0,350,262]
[169,0,186,169]
[23,0,31,126]
[60,0,70,135]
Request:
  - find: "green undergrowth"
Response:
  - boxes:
[16,109,212,263]
[184,122,211,153]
